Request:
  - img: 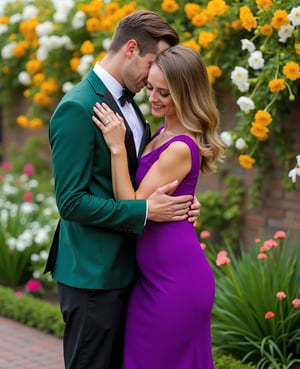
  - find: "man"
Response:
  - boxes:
[45,10,200,369]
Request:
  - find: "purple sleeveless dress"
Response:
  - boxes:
[123,132,215,369]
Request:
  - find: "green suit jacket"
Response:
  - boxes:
[49,69,151,289]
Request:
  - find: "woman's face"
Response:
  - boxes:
[145,63,177,120]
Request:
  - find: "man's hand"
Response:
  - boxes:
[187,196,201,227]
[147,181,193,222]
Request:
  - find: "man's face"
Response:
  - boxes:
[123,40,170,93]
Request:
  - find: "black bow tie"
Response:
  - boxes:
[119,88,135,106]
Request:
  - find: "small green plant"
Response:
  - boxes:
[210,231,300,369]
[197,171,244,246]
[0,285,63,337]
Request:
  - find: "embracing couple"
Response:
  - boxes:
[45,10,224,369]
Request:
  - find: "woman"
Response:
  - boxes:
[93,45,224,369]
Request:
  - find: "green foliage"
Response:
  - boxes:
[210,233,300,369]
[214,354,256,369]
[0,285,63,338]
[197,172,244,245]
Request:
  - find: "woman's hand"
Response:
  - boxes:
[92,102,126,154]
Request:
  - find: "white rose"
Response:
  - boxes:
[18,71,31,86]
[289,6,300,26]
[220,131,233,147]
[237,96,255,112]
[235,137,246,150]
[278,24,294,43]
[241,39,255,53]
[248,50,265,70]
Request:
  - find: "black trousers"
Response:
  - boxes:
[58,282,132,369]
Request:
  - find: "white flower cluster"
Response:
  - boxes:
[0,172,59,252]
[220,131,246,151]
[288,155,300,183]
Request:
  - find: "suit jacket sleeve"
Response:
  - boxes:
[49,82,146,235]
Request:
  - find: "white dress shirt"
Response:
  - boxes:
[93,62,144,153]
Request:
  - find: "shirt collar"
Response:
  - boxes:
[93,62,123,100]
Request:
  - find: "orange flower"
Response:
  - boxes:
[250,122,269,140]
[192,10,212,27]
[206,65,222,84]
[271,9,289,31]
[181,39,201,53]
[26,59,43,74]
[269,79,285,92]
[86,17,100,33]
[29,118,43,129]
[207,0,229,16]
[265,311,275,319]
[256,0,274,9]
[231,19,243,31]
[80,40,95,55]
[198,31,216,48]
[260,24,273,36]
[254,110,272,126]
[184,3,201,19]
[161,0,179,13]
[238,155,255,169]
[282,61,300,81]
[16,115,29,128]
[239,6,257,32]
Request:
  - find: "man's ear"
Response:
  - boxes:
[125,39,138,58]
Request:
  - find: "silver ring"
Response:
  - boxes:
[103,119,110,125]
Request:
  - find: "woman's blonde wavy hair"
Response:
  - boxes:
[154,45,225,174]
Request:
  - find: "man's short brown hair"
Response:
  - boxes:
[109,10,179,55]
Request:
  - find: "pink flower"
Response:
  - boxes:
[265,311,275,319]
[2,161,12,171]
[200,242,206,250]
[274,230,286,239]
[15,291,23,298]
[23,163,34,176]
[25,279,42,293]
[276,291,286,300]
[292,299,300,308]
[261,239,278,251]
[23,190,34,202]
[257,253,267,260]
[216,250,231,266]
[200,230,211,239]
[255,238,261,243]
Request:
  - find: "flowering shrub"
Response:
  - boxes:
[25,278,44,297]
[0,161,58,286]
[207,231,300,368]
[0,0,299,184]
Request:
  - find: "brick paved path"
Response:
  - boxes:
[0,316,64,369]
